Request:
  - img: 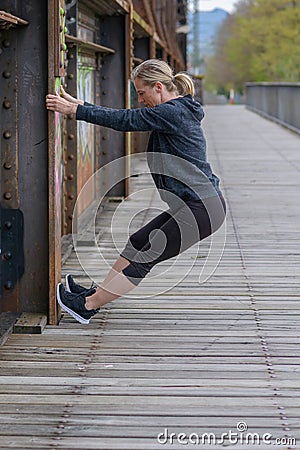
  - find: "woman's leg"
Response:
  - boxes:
[85,211,173,309]
[85,197,226,310]
[121,196,226,283]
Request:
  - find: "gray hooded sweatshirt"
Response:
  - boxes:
[76,95,222,206]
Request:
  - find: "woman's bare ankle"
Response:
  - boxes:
[85,291,100,310]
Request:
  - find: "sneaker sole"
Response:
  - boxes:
[56,283,90,325]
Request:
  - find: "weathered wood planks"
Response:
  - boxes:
[0,106,299,449]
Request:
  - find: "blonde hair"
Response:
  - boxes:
[131,59,195,97]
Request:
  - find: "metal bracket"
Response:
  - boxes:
[0,206,24,295]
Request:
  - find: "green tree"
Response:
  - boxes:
[206,0,300,93]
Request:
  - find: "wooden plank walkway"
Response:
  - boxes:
[0,106,299,449]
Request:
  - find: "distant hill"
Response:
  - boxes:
[188,8,229,73]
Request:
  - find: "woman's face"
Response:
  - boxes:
[134,77,162,107]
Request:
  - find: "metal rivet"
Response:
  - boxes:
[68,174,74,180]
[68,194,74,200]
[3,130,11,139]
[4,281,13,290]
[3,162,12,169]
[68,73,74,80]
[2,39,10,48]
[3,192,12,200]
[68,154,74,160]
[68,134,74,140]
[2,71,11,78]
[5,221,12,229]
[4,252,12,260]
[3,100,11,109]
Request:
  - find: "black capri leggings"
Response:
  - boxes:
[121,196,226,285]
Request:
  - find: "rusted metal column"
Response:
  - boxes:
[48,0,67,324]
[0,19,20,312]
[63,43,78,235]
[149,36,155,59]
[59,0,78,236]
[125,0,134,196]
[0,1,49,315]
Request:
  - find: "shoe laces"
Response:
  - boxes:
[68,283,99,312]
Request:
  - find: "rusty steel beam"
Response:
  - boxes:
[0,10,28,29]
[65,35,115,54]
[1,0,50,317]
[133,10,153,37]
[64,44,78,235]
[80,0,129,15]
[0,22,19,312]
[48,0,69,324]
[125,0,134,196]
[63,0,78,236]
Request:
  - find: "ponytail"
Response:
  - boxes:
[173,72,195,96]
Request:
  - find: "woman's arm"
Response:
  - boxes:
[75,102,180,133]
[46,91,180,133]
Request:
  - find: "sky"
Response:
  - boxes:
[198,0,238,13]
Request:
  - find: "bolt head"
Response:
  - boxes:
[3,100,11,109]
[3,130,12,139]
[4,281,13,290]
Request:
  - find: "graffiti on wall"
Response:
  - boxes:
[77,54,95,215]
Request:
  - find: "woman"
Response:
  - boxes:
[46,59,226,325]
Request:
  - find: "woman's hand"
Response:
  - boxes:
[59,86,84,105]
[46,91,78,115]
[46,87,84,114]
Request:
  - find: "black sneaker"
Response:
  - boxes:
[56,283,99,325]
[65,274,90,295]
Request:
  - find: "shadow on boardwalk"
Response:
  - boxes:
[0,106,299,449]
